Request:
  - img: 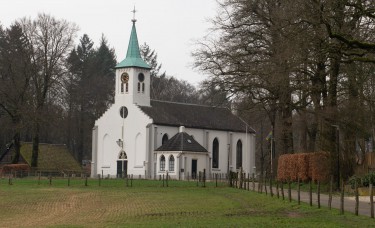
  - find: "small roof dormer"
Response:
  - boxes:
[155,129,208,153]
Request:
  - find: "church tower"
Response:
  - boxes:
[115,14,151,106]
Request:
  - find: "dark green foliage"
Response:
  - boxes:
[349,172,375,188]
[362,172,375,187]
[65,34,116,162]
[0,23,32,164]
[348,175,362,189]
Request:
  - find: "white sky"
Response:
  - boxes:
[0,0,218,86]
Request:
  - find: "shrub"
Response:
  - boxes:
[310,152,330,182]
[362,172,375,187]
[348,175,362,189]
[1,164,30,174]
[277,152,330,183]
[296,153,309,181]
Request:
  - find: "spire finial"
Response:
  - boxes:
[131,6,137,23]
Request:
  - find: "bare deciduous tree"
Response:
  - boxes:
[20,13,78,167]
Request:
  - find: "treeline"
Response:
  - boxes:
[0,13,230,167]
[193,0,375,181]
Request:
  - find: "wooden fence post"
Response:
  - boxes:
[247,173,250,191]
[355,180,358,216]
[203,169,206,188]
[288,181,291,202]
[276,181,279,199]
[297,178,300,205]
[317,181,321,209]
[328,176,333,210]
[309,180,312,207]
[281,182,285,200]
[370,184,374,218]
[270,176,273,197]
[252,173,255,191]
[340,179,344,215]
[264,176,268,195]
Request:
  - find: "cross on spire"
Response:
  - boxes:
[131,6,137,23]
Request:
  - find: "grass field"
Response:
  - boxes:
[0,177,373,227]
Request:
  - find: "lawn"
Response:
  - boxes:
[0,178,373,227]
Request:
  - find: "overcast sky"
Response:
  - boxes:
[0,0,218,86]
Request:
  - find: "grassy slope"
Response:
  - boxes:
[0,179,373,227]
[21,143,82,171]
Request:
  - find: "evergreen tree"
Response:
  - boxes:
[0,24,32,163]
[65,34,116,161]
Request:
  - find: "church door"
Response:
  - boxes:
[191,159,197,179]
[117,160,128,178]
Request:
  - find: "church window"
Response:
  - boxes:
[162,134,169,145]
[142,83,145,93]
[138,73,145,82]
[121,83,124,93]
[160,155,166,171]
[137,82,141,92]
[212,138,219,168]
[236,140,242,169]
[169,155,175,171]
[125,83,129,92]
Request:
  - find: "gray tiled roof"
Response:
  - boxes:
[155,132,208,152]
[139,100,255,133]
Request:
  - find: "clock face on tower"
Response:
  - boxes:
[121,72,129,83]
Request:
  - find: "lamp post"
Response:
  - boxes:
[332,125,340,190]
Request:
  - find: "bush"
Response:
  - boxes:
[348,175,362,189]
[1,164,30,174]
[277,152,330,182]
[362,172,375,187]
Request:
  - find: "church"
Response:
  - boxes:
[91,17,256,180]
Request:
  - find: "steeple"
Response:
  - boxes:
[116,10,151,69]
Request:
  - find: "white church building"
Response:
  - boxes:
[91,18,256,179]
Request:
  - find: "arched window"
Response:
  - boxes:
[162,134,169,145]
[169,155,175,171]
[142,83,145,93]
[236,140,242,169]
[125,83,128,92]
[121,83,124,93]
[212,138,219,168]
[160,155,165,171]
[137,82,141,92]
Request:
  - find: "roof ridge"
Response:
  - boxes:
[149,99,228,109]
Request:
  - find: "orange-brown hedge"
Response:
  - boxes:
[1,164,30,174]
[309,152,330,182]
[277,152,330,182]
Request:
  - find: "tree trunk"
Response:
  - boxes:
[31,121,40,167]
[12,132,21,164]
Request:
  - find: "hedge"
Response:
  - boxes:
[277,152,330,182]
[1,164,30,175]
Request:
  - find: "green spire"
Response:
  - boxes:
[116,21,151,69]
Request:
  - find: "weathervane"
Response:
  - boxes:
[131,6,137,22]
